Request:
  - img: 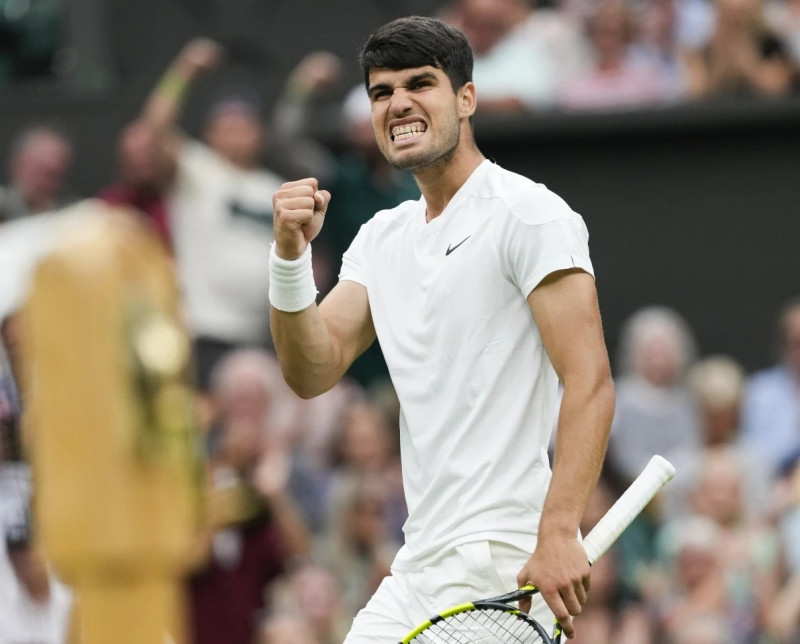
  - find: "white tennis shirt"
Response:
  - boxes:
[338,160,594,567]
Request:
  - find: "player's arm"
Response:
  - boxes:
[517,268,615,639]
[270,179,375,399]
[139,38,223,162]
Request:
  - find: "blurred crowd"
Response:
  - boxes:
[0,0,799,642]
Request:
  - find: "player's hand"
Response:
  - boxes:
[177,38,224,77]
[272,178,331,260]
[516,534,590,640]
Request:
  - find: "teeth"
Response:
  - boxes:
[391,122,426,141]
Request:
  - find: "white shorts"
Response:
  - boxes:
[343,540,554,644]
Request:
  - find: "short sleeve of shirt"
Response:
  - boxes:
[498,213,594,298]
[338,223,369,287]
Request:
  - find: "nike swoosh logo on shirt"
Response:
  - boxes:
[445,236,471,256]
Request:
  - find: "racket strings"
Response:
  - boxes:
[411,608,547,644]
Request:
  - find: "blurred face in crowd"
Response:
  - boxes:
[781,304,800,374]
[259,615,320,644]
[632,325,685,388]
[588,1,632,63]
[456,0,521,55]
[346,483,388,548]
[289,565,341,635]
[692,450,743,526]
[118,121,173,192]
[341,404,391,472]
[215,361,273,427]
[212,356,277,469]
[716,0,763,28]
[368,66,471,172]
[690,357,745,445]
[11,130,72,210]
[204,103,265,169]
[638,0,678,51]
[677,542,719,590]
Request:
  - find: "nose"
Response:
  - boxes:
[388,88,413,115]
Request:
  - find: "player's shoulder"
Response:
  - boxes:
[477,161,580,226]
[363,197,422,231]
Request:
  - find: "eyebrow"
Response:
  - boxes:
[367,71,438,99]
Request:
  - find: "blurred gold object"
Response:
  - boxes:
[21,201,203,644]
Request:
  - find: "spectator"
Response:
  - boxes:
[689,354,746,448]
[515,0,594,87]
[0,125,73,223]
[271,562,351,644]
[687,354,771,514]
[671,613,733,644]
[257,612,321,644]
[444,0,558,112]
[96,120,176,249]
[741,296,800,475]
[629,0,692,98]
[205,348,322,536]
[688,446,783,642]
[766,567,800,641]
[321,401,407,547]
[653,515,730,641]
[607,305,701,519]
[139,38,283,391]
[571,550,654,644]
[684,0,794,99]
[765,0,800,67]
[189,349,311,644]
[318,473,400,618]
[559,0,676,111]
[772,451,800,574]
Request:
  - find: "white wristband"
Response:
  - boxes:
[269,243,318,312]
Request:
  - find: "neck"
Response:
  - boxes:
[415,143,485,222]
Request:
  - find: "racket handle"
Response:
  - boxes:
[583,455,675,564]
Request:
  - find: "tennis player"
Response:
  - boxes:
[269,16,615,642]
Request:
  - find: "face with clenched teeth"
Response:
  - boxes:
[367,66,464,171]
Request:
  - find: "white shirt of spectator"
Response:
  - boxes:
[169,141,284,344]
[339,160,594,567]
[0,464,73,644]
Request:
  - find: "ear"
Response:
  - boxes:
[457,81,477,119]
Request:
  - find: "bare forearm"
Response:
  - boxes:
[271,182,374,398]
[539,374,614,539]
[270,306,347,398]
[141,39,221,135]
[142,61,193,135]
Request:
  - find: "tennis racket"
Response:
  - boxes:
[399,454,676,644]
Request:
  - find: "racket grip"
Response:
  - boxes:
[583,455,675,564]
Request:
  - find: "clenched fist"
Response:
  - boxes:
[272,178,331,260]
